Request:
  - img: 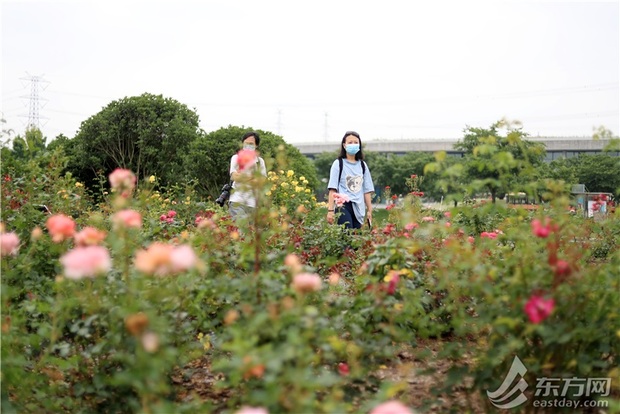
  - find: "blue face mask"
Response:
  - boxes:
[345,144,360,155]
[243,144,256,151]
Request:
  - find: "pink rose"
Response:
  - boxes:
[524,295,555,324]
[237,149,256,171]
[60,246,112,280]
[112,209,142,229]
[74,227,107,247]
[141,332,160,353]
[333,193,351,207]
[386,271,400,295]
[531,218,555,238]
[134,243,198,276]
[421,216,435,222]
[235,407,269,414]
[284,253,303,274]
[46,214,76,242]
[0,232,20,256]
[31,227,43,241]
[109,168,136,194]
[370,400,414,414]
[554,260,571,278]
[291,272,322,294]
[170,245,198,273]
[134,242,174,276]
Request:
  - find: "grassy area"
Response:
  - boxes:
[373,207,390,226]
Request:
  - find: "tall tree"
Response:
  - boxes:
[368,151,436,197]
[572,154,620,196]
[10,127,47,160]
[424,151,468,206]
[68,93,201,189]
[454,120,545,203]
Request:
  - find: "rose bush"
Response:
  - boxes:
[1,157,618,413]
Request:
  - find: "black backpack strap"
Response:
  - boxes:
[338,158,343,192]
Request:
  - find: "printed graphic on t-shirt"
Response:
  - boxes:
[346,174,363,193]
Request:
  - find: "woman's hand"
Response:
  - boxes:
[326,211,335,224]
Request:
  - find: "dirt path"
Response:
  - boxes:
[172,338,487,413]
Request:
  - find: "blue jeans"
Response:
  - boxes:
[336,201,362,229]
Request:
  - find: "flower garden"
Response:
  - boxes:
[1,154,619,413]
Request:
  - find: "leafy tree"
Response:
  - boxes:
[537,154,619,197]
[1,128,60,188]
[571,154,620,197]
[454,120,546,203]
[424,152,468,206]
[185,126,318,201]
[46,133,71,153]
[368,152,436,197]
[312,150,340,185]
[67,93,201,190]
[9,127,47,160]
[537,158,578,186]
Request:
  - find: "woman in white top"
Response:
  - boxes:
[229,131,267,221]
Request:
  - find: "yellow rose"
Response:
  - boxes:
[286,170,294,177]
[149,175,156,183]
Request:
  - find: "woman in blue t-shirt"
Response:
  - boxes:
[326,131,375,229]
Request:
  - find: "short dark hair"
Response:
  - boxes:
[242,131,260,147]
[339,130,364,160]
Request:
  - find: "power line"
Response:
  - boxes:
[185,82,619,108]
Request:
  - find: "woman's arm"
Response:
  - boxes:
[326,189,337,224]
[364,192,373,227]
[230,155,240,181]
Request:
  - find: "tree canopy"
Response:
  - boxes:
[452,120,546,202]
[66,93,202,189]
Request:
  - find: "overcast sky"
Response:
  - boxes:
[2,1,619,144]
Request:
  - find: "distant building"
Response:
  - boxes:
[295,137,619,161]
